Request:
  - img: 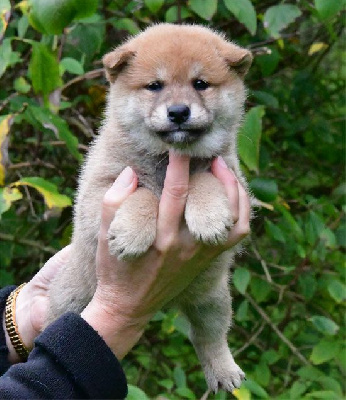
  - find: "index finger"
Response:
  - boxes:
[157,151,190,242]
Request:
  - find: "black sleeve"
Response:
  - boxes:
[0,285,16,376]
[0,287,128,399]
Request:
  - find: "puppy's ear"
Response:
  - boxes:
[103,46,135,83]
[221,43,253,78]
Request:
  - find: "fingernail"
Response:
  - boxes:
[217,156,228,169]
[114,166,134,188]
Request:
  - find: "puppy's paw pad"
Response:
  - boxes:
[185,205,232,245]
[107,222,155,260]
[205,361,245,394]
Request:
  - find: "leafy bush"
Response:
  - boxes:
[0,0,344,399]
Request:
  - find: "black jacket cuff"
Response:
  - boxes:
[0,286,16,376]
[35,312,128,399]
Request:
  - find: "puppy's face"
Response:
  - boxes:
[103,24,252,157]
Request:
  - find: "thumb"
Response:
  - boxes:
[101,167,138,232]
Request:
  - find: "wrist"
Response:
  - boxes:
[81,299,148,360]
[3,310,21,363]
[3,284,36,364]
[15,284,39,351]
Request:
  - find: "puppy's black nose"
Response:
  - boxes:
[167,104,190,124]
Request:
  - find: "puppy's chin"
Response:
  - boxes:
[157,129,205,149]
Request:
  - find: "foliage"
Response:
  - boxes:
[0,0,345,399]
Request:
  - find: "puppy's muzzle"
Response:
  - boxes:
[167,104,190,124]
[155,103,207,147]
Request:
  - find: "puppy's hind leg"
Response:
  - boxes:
[179,269,245,393]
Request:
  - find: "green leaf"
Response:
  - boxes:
[28,42,62,97]
[297,365,323,381]
[328,279,346,303]
[243,379,269,398]
[188,0,217,20]
[265,220,285,243]
[251,277,272,303]
[28,0,74,34]
[261,349,280,365]
[111,18,140,35]
[233,386,251,400]
[298,273,316,300]
[161,310,177,333]
[233,267,251,294]
[252,91,279,109]
[14,77,31,93]
[254,360,270,387]
[151,310,166,321]
[320,227,336,248]
[173,365,186,388]
[173,313,190,337]
[68,22,104,63]
[0,0,10,38]
[28,0,98,34]
[72,0,98,19]
[17,14,29,38]
[223,0,257,35]
[158,379,174,390]
[318,376,343,396]
[305,210,325,245]
[175,387,196,399]
[309,316,339,336]
[144,0,164,13]
[0,38,12,78]
[165,6,192,22]
[238,106,265,173]
[126,384,150,400]
[276,204,304,242]
[0,114,14,185]
[263,5,302,38]
[235,299,249,321]
[314,0,345,20]
[255,47,281,77]
[25,106,82,161]
[250,178,278,202]
[290,381,307,399]
[306,391,340,399]
[0,187,22,216]
[12,177,71,209]
[60,57,84,75]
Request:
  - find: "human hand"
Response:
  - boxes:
[81,151,251,359]
[3,245,71,363]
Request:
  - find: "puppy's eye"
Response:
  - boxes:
[193,79,210,91]
[146,81,164,91]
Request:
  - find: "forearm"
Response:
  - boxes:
[81,298,148,360]
[1,313,128,399]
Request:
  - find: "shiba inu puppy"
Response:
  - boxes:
[48,24,252,393]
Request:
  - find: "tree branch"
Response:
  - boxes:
[244,293,310,366]
[0,233,56,254]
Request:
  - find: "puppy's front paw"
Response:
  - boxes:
[107,189,158,260]
[107,220,155,260]
[185,173,232,245]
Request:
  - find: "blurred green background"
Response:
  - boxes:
[0,0,345,399]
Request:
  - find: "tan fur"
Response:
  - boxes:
[48,24,252,393]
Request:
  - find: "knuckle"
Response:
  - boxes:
[164,183,189,200]
[102,193,121,209]
[156,233,179,252]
